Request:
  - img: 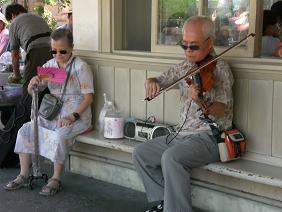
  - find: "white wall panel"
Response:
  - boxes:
[94,66,115,127]
[233,79,249,134]
[247,80,273,155]
[146,71,164,123]
[73,0,99,51]
[115,67,130,117]
[130,69,147,119]
[164,90,180,125]
[92,64,99,125]
[272,82,282,158]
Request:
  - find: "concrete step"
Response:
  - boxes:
[70,131,282,212]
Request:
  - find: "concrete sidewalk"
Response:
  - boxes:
[0,161,149,212]
[0,161,206,212]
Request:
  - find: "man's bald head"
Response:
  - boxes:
[183,16,215,40]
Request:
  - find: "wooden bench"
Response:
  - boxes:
[70,131,282,212]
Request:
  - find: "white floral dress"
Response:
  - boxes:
[14,55,94,164]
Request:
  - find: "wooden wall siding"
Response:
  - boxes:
[94,65,115,128]
[114,67,130,118]
[164,90,180,125]
[147,71,164,123]
[247,80,273,155]
[82,55,282,164]
[272,81,282,158]
[233,79,249,136]
[130,69,147,119]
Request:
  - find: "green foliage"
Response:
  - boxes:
[32,0,71,30]
[159,0,198,19]
[58,0,71,9]
[0,0,10,4]
[4,0,72,30]
[33,5,57,29]
[0,0,10,8]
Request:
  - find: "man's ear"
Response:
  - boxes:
[208,38,214,51]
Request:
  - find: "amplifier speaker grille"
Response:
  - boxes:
[124,121,135,138]
[152,127,170,139]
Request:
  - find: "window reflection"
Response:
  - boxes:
[208,0,249,47]
[157,0,198,45]
[157,0,250,47]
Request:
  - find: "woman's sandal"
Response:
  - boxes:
[39,178,62,196]
[3,175,29,191]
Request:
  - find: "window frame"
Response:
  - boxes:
[113,0,263,58]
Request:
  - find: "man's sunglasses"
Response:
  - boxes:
[179,37,210,51]
[179,44,200,51]
[50,50,68,55]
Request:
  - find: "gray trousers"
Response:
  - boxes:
[132,131,220,212]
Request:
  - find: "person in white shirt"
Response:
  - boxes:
[261,10,282,57]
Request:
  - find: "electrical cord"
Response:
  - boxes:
[166,99,192,145]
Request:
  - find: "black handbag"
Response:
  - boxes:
[38,62,72,121]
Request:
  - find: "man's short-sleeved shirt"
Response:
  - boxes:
[9,13,51,54]
[156,58,234,134]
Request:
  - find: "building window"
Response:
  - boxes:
[208,0,249,47]
[157,0,198,46]
[114,0,260,57]
[114,0,151,52]
[156,0,250,48]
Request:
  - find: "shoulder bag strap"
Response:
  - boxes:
[60,57,75,101]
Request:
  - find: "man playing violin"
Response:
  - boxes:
[133,16,234,212]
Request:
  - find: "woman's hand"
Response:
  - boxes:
[57,115,75,127]
[28,76,41,95]
[145,78,160,100]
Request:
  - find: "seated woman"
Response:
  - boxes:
[261,10,281,57]
[3,28,94,196]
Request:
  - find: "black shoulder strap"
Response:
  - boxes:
[25,31,51,51]
[60,57,75,101]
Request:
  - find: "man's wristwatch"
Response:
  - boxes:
[72,112,80,121]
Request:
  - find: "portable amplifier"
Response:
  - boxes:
[124,119,172,142]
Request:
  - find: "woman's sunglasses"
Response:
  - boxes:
[50,50,68,55]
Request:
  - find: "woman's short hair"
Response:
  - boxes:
[51,28,73,47]
[5,3,27,21]
[183,16,215,39]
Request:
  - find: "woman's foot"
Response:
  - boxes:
[3,175,29,191]
[39,178,62,196]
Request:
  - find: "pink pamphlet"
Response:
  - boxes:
[37,67,67,83]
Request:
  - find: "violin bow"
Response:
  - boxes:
[144,33,255,101]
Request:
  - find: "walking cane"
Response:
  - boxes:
[28,84,48,189]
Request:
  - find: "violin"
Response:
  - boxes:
[144,33,255,102]
[186,54,217,114]
[186,54,217,92]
